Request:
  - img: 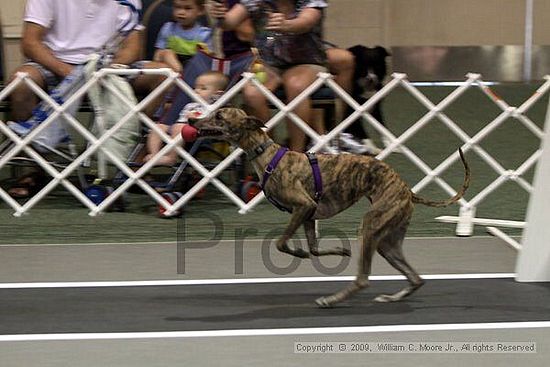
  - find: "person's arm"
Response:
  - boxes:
[235,17,254,42]
[111,30,142,65]
[21,22,74,77]
[153,48,183,73]
[207,1,250,31]
[267,7,322,34]
[152,22,183,72]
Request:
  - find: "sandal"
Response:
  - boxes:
[8,171,47,199]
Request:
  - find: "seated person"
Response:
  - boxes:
[156,0,256,128]
[150,0,214,121]
[153,0,213,73]
[326,46,383,155]
[9,0,145,123]
[209,0,329,152]
[5,0,153,198]
[144,70,229,166]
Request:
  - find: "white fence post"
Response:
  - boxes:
[516,94,550,282]
[456,206,476,237]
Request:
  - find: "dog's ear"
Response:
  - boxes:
[243,116,265,130]
[347,45,368,77]
[347,45,367,58]
[374,45,391,57]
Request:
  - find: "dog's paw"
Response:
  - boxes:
[315,296,335,308]
[292,248,310,259]
[374,294,398,303]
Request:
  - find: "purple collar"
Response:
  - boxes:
[260,148,323,212]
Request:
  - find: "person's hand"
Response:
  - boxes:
[169,60,183,74]
[58,63,75,78]
[207,0,227,19]
[266,12,287,32]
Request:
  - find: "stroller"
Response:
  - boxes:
[122,44,257,217]
[118,0,258,217]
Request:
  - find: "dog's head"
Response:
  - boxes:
[191,107,265,145]
[348,45,390,98]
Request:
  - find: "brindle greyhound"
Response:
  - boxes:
[192,108,470,308]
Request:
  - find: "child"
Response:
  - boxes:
[144,70,229,166]
[154,0,213,73]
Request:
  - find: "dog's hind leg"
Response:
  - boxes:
[304,219,351,257]
[374,207,425,302]
[374,239,424,302]
[315,208,382,307]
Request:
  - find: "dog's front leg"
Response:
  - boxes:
[276,204,317,259]
[303,220,351,257]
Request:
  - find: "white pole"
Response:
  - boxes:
[516,93,550,282]
[523,0,534,82]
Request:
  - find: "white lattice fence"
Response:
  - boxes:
[0,68,548,244]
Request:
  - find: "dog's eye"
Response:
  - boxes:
[215,111,223,120]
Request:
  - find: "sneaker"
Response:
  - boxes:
[307,135,339,154]
[339,133,382,155]
[7,120,36,136]
[382,137,404,153]
[339,133,367,154]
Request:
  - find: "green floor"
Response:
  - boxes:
[0,83,546,244]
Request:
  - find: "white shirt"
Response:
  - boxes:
[24,0,143,64]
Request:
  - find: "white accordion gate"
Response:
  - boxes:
[0,67,548,245]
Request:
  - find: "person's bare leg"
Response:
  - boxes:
[309,109,325,141]
[9,65,46,121]
[242,68,281,123]
[7,64,48,197]
[163,123,185,166]
[242,84,271,123]
[282,65,320,152]
[327,48,354,94]
[327,48,355,128]
[145,123,170,164]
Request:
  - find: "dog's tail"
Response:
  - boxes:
[411,148,470,208]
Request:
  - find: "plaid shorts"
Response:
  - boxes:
[23,61,67,91]
[23,60,148,88]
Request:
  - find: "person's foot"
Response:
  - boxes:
[8,172,47,198]
[306,135,339,154]
[148,155,176,166]
[339,133,382,155]
[7,120,36,136]
[8,186,31,197]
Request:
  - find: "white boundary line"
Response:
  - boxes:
[411,81,500,87]
[1,322,549,342]
[0,235,517,248]
[0,273,515,289]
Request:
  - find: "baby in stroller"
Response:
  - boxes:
[144,70,229,166]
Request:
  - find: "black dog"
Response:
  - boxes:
[344,45,391,142]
